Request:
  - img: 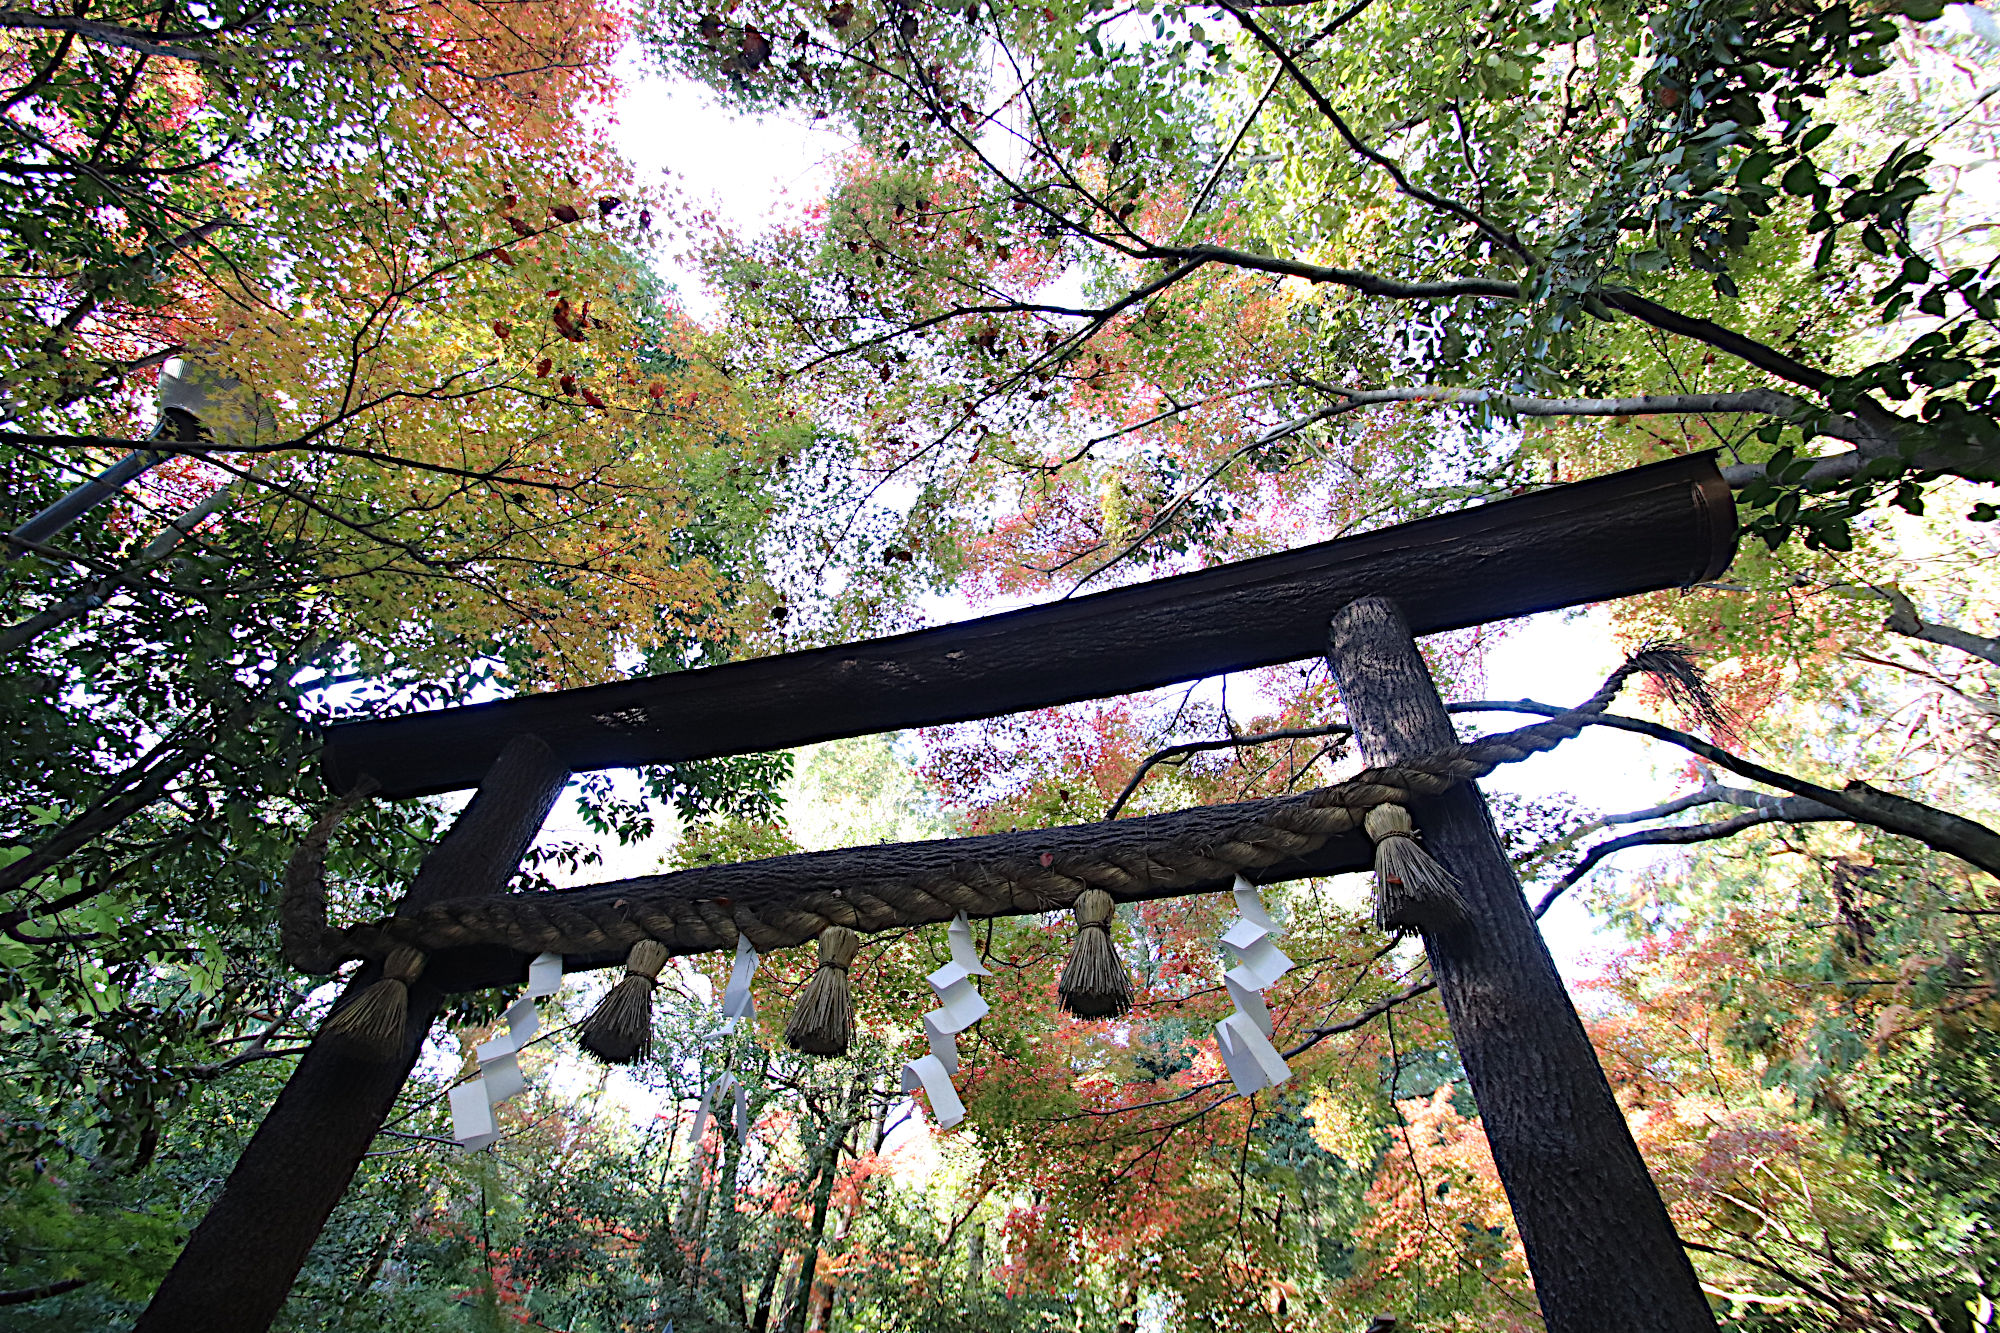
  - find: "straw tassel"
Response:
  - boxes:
[1058,888,1134,1018]
[785,925,860,1056]
[580,938,671,1064]
[323,945,426,1061]
[1365,804,1468,934]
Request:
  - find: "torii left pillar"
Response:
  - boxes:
[134,734,570,1333]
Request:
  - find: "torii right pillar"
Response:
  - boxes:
[1327,597,1716,1333]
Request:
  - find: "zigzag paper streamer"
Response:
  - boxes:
[450,952,564,1149]
[1213,876,1295,1097]
[689,934,760,1146]
[899,911,989,1129]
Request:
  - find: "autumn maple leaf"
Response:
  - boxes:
[552,297,581,341]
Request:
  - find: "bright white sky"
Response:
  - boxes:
[611,52,853,317]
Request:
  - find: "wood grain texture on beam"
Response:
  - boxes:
[325,453,1737,798]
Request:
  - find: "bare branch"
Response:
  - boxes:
[1530,797,1844,917]
[1449,701,2000,880]
[1106,722,1353,819]
[1874,583,2000,667]
[1307,976,1434,1035]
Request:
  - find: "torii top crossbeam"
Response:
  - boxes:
[323,452,1735,798]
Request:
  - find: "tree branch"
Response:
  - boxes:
[1214,1,1530,259]
[1596,289,1831,394]
[1251,383,1868,454]
[1874,584,2000,668]
[1449,701,2000,880]
[1156,242,1518,300]
[1105,722,1353,819]
[1318,384,1837,428]
[1530,796,1844,916]
[0,1278,89,1307]
[1154,244,1853,407]
[0,11,217,62]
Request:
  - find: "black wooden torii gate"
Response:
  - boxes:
[136,453,1737,1333]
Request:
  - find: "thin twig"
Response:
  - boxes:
[1105,722,1354,819]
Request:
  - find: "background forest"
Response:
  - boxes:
[2,0,1999,1327]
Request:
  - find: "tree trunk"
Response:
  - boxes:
[783,1088,860,1333]
[750,1238,786,1333]
[714,1123,750,1328]
[133,735,569,1333]
[806,1077,888,1333]
[1324,598,1715,1333]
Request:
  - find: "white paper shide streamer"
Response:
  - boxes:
[689,934,761,1146]
[1213,876,1295,1097]
[900,912,989,1128]
[450,952,564,1150]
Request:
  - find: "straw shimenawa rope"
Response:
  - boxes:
[322,945,426,1060]
[1363,804,1469,935]
[279,776,381,974]
[288,647,1697,975]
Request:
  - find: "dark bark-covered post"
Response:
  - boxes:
[1325,598,1714,1333]
[134,734,570,1333]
